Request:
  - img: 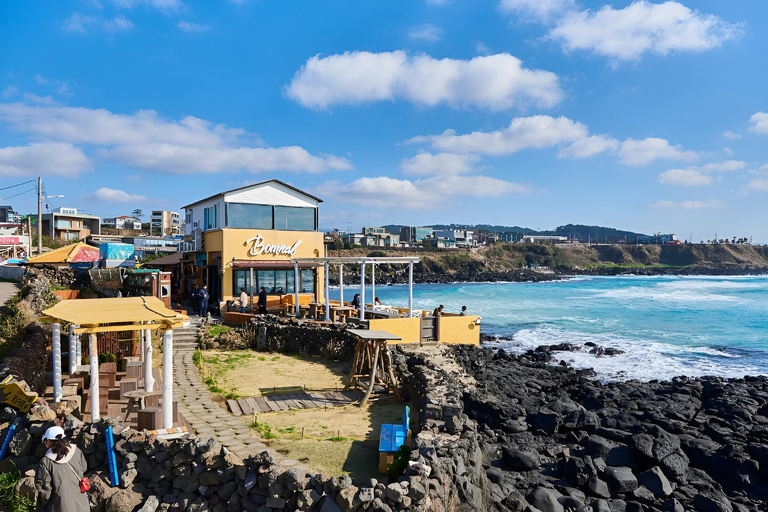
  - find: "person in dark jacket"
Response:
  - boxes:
[191,284,200,315]
[257,286,268,314]
[351,293,361,309]
[35,426,90,512]
[199,285,210,317]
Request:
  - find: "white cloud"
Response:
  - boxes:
[286,51,562,111]
[408,24,442,42]
[746,178,768,192]
[400,152,480,175]
[657,168,713,187]
[410,115,588,155]
[698,160,746,172]
[316,174,528,210]
[0,142,90,177]
[106,0,182,12]
[22,93,58,105]
[62,12,134,33]
[103,15,134,32]
[723,130,741,140]
[0,86,18,99]
[681,200,722,209]
[82,187,148,203]
[178,21,210,33]
[0,102,352,175]
[473,41,491,54]
[500,0,575,22]
[549,1,742,62]
[425,0,447,5]
[748,112,768,135]
[62,13,98,33]
[557,134,619,158]
[618,137,698,166]
[99,144,352,174]
[650,199,722,209]
[722,147,733,156]
[34,74,49,85]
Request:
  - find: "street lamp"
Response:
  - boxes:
[36,177,65,254]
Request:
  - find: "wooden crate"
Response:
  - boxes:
[137,407,162,430]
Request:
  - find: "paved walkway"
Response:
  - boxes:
[0,280,21,307]
[172,318,302,468]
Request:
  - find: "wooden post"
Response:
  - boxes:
[52,323,62,403]
[360,341,379,407]
[144,328,154,392]
[89,333,99,421]
[68,324,77,376]
[162,329,173,428]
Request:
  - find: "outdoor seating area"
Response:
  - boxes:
[40,296,189,432]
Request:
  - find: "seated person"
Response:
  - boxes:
[459,305,468,316]
[374,297,382,307]
[351,293,361,309]
[432,304,444,317]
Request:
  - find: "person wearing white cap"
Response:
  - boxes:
[34,426,90,511]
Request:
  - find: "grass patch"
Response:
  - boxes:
[326,436,348,442]
[193,349,202,367]
[0,462,35,512]
[207,324,234,337]
[257,356,266,361]
[249,420,276,439]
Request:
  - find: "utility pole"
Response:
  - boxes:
[37,177,42,255]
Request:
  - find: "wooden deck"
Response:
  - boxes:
[226,390,363,416]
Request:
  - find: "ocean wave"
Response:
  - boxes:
[485,327,765,382]
[585,287,741,304]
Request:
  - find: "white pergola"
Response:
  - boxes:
[288,256,420,321]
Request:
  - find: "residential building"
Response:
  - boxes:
[433,229,474,248]
[38,207,101,242]
[181,179,324,304]
[151,210,183,236]
[399,226,433,244]
[522,235,568,244]
[341,233,365,245]
[0,205,22,236]
[498,232,524,243]
[103,216,142,231]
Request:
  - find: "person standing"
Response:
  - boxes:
[257,286,268,314]
[199,285,210,317]
[351,293,361,309]
[35,426,90,512]
[191,284,200,315]
[459,305,468,316]
[239,287,249,313]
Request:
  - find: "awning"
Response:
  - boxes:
[144,252,183,266]
[41,296,188,334]
[25,242,100,265]
[232,260,320,269]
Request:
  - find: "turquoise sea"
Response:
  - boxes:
[331,275,768,381]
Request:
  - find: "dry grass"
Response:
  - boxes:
[246,399,405,481]
[201,350,347,396]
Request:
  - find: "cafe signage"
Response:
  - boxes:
[246,234,302,257]
[0,237,19,245]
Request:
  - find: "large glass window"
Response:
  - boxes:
[273,206,315,231]
[203,204,219,230]
[233,269,315,296]
[227,203,272,229]
[55,219,72,229]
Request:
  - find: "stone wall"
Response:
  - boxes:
[27,265,89,289]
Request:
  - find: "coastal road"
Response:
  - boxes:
[0,280,21,307]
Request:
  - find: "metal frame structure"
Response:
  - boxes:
[288,256,420,321]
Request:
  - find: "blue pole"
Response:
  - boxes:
[0,424,17,461]
[105,426,119,487]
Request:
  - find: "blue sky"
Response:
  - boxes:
[1,0,766,242]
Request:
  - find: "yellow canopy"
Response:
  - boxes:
[41,296,188,334]
[24,242,98,264]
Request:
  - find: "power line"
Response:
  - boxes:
[0,179,36,192]
[0,187,36,202]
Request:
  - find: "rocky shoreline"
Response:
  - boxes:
[443,344,768,511]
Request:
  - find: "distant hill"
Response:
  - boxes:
[383,223,649,243]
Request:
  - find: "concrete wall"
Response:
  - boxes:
[368,317,421,344]
[0,265,23,281]
[438,315,481,345]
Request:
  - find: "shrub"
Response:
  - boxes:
[0,462,35,512]
[367,250,387,258]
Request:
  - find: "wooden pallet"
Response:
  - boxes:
[227,390,363,416]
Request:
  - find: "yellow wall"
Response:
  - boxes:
[204,229,325,300]
[438,316,481,345]
[368,317,421,344]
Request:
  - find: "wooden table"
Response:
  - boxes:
[123,390,164,421]
[345,329,402,406]
[308,302,325,319]
[330,306,356,322]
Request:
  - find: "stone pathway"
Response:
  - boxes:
[172,318,302,468]
[0,280,21,306]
